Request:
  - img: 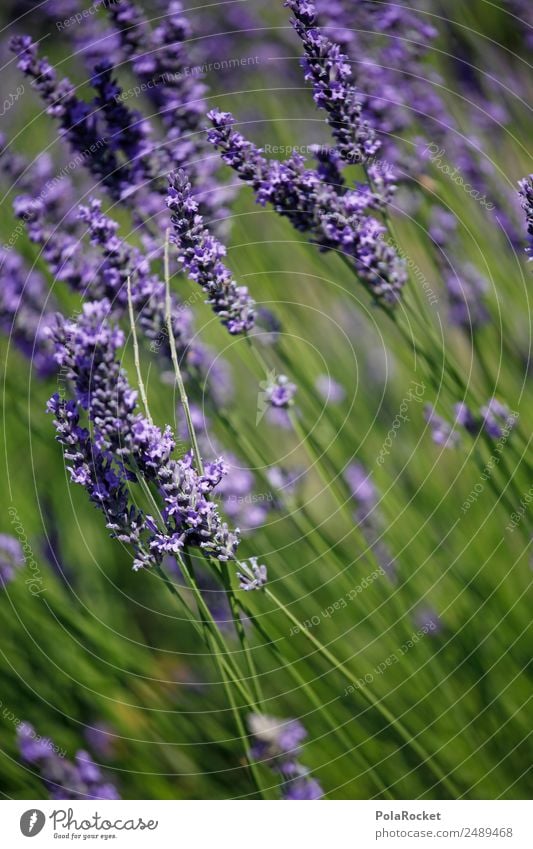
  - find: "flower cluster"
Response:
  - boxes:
[47,300,240,569]
[312,1,521,243]
[208,111,406,303]
[10,36,126,201]
[286,0,379,165]
[248,713,323,800]
[78,198,198,363]
[18,722,119,800]
[167,170,255,334]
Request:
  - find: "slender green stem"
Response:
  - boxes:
[163,228,204,473]
[127,275,153,425]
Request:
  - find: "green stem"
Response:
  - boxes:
[164,228,204,473]
[127,275,153,425]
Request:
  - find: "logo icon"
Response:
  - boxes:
[20,809,46,837]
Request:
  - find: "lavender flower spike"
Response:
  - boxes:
[285,0,380,166]
[518,175,533,260]
[167,170,255,334]
[47,300,240,568]
[208,110,406,303]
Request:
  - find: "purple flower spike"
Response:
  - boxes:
[519,175,533,260]
[10,36,124,200]
[285,0,380,166]
[208,110,406,303]
[167,170,255,335]
[47,300,241,568]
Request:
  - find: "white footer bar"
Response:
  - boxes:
[3,800,530,848]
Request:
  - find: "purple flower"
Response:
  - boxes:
[283,771,324,800]
[17,723,58,763]
[286,0,380,166]
[0,534,24,586]
[237,558,267,591]
[107,0,232,228]
[266,374,297,409]
[345,462,395,578]
[454,403,477,434]
[444,263,489,330]
[17,722,120,800]
[91,63,155,189]
[47,300,241,568]
[167,170,255,334]
[248,713,307,761]
[519,175,533,259]
[10,36,124,200]
[208,110,406,303]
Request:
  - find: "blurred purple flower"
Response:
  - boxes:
[315,374,346,404]
[248,713,323,800]
[0,534,24,586]
[18,722,120,800]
